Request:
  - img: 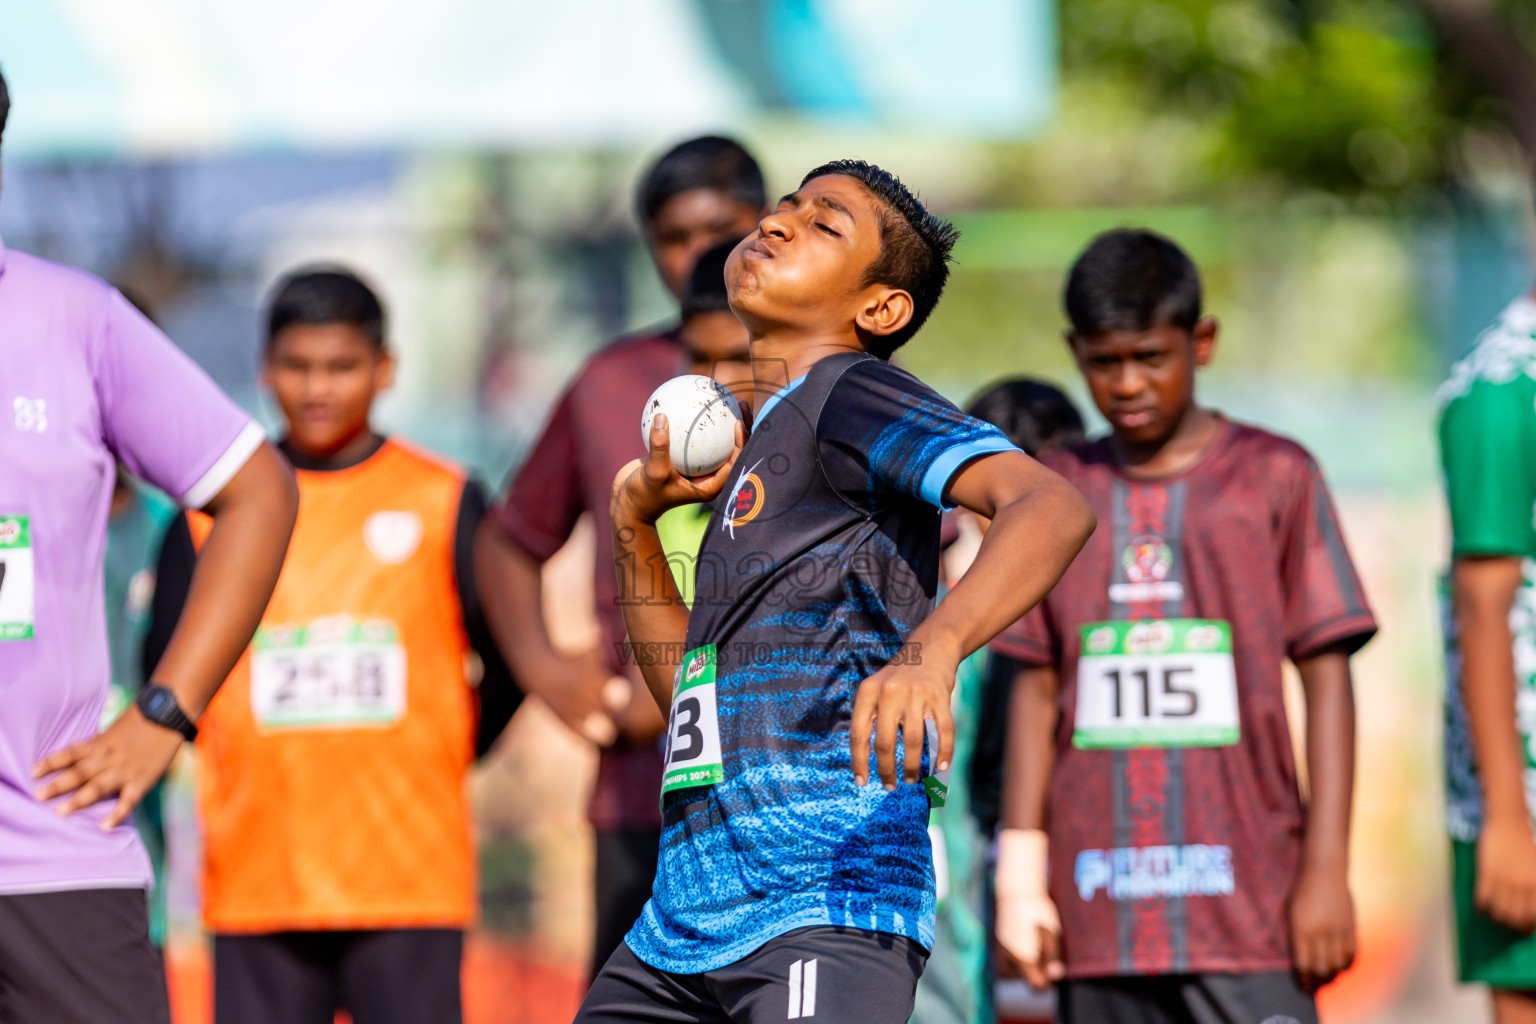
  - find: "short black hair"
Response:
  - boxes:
[681,239,738,318]
[265,267,385,349]
[1064,228,1202,337]
[800,159,959,358]
[965,378,1086,458]
[1,66,10,142]
[637,135,766,227]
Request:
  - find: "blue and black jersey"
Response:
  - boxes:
[625,352,1019,973]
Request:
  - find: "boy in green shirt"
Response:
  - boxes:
[1440,286,1536,1024]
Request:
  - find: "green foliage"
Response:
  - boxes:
[1058,0,1464,196]
[1219,19,1441,191]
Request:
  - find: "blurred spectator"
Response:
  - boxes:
[1437,273,1536,1024]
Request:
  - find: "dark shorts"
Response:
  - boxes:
[0,887,170,1024]
[575,926,927,1024]
[1058,972,1316,1024]
[592,827,661,980]
[213,928,463,1024]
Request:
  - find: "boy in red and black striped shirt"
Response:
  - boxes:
[994,229,1376,1024]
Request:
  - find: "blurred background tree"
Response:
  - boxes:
[981,0,1535,208]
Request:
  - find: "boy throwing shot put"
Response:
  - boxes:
[583,160,1094,1023]
[993,229,1376,1024]
[474,136,766,978]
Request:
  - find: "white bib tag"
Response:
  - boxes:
[661,645,724,798]
[251,617,406,729]
[1074,619,1239,749]
[0,516,35,641]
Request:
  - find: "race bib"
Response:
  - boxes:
[661,645,724,799]
[1074,619,1239,749]
[0,516,35,640]
[251,617,406,729]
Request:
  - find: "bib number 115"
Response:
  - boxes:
[1073,619,1239,750]
[1100,665,1201,719]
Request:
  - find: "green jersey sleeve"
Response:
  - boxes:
[1440,376,1536,559]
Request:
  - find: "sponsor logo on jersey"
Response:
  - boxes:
[1124,539,1172,583]
[13,397,47,433]
[724,458,766,537]
[364,510,423,564]
[732,475,765,524]
[1074,843,1234,902]
[1109,535,1185,604]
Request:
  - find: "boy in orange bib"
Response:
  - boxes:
[148,268,520,1024]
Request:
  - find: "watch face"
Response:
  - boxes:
[145,690,172,717]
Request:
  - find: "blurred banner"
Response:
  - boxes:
[2,0,1056,156]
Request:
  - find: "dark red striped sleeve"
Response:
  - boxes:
[989,602,1057,666]
[1279,455,1378,660]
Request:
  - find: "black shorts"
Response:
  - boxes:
[1058,971,1317,1024]
[0,887,170,1024]
[213,928,463,1024]
[575,926,927,1024]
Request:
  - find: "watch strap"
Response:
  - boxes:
[135,683,198,742]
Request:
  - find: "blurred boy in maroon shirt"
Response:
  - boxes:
[474,136,765,978]
[995,230,1374,1024]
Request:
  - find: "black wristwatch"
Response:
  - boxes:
[135,683,198,742]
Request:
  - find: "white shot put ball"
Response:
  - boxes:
[641,375,744,476]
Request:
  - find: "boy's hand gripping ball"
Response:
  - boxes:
[641,375,744,477]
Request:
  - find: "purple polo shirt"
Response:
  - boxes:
[0,236,264,894]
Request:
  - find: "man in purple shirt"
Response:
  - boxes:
[474,135,765,979]
[0,68,299,1023]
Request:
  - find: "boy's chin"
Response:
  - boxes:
[289,428,363,457]
[1110,421,1175,448]
[726,291,772,330]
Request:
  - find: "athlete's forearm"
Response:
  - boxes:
[1002,661,1058,832]
[471,519,562,678]
[612,496,690,709]
[918,455,1093,670]
[1455,556,1531,827]
[150,443,296,718]
[1295,648,1355,870]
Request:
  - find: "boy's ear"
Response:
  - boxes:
[855,286,914,338]
[1063,330,1088,370]
[1192,316,1218,368]
[375,347,396,392]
